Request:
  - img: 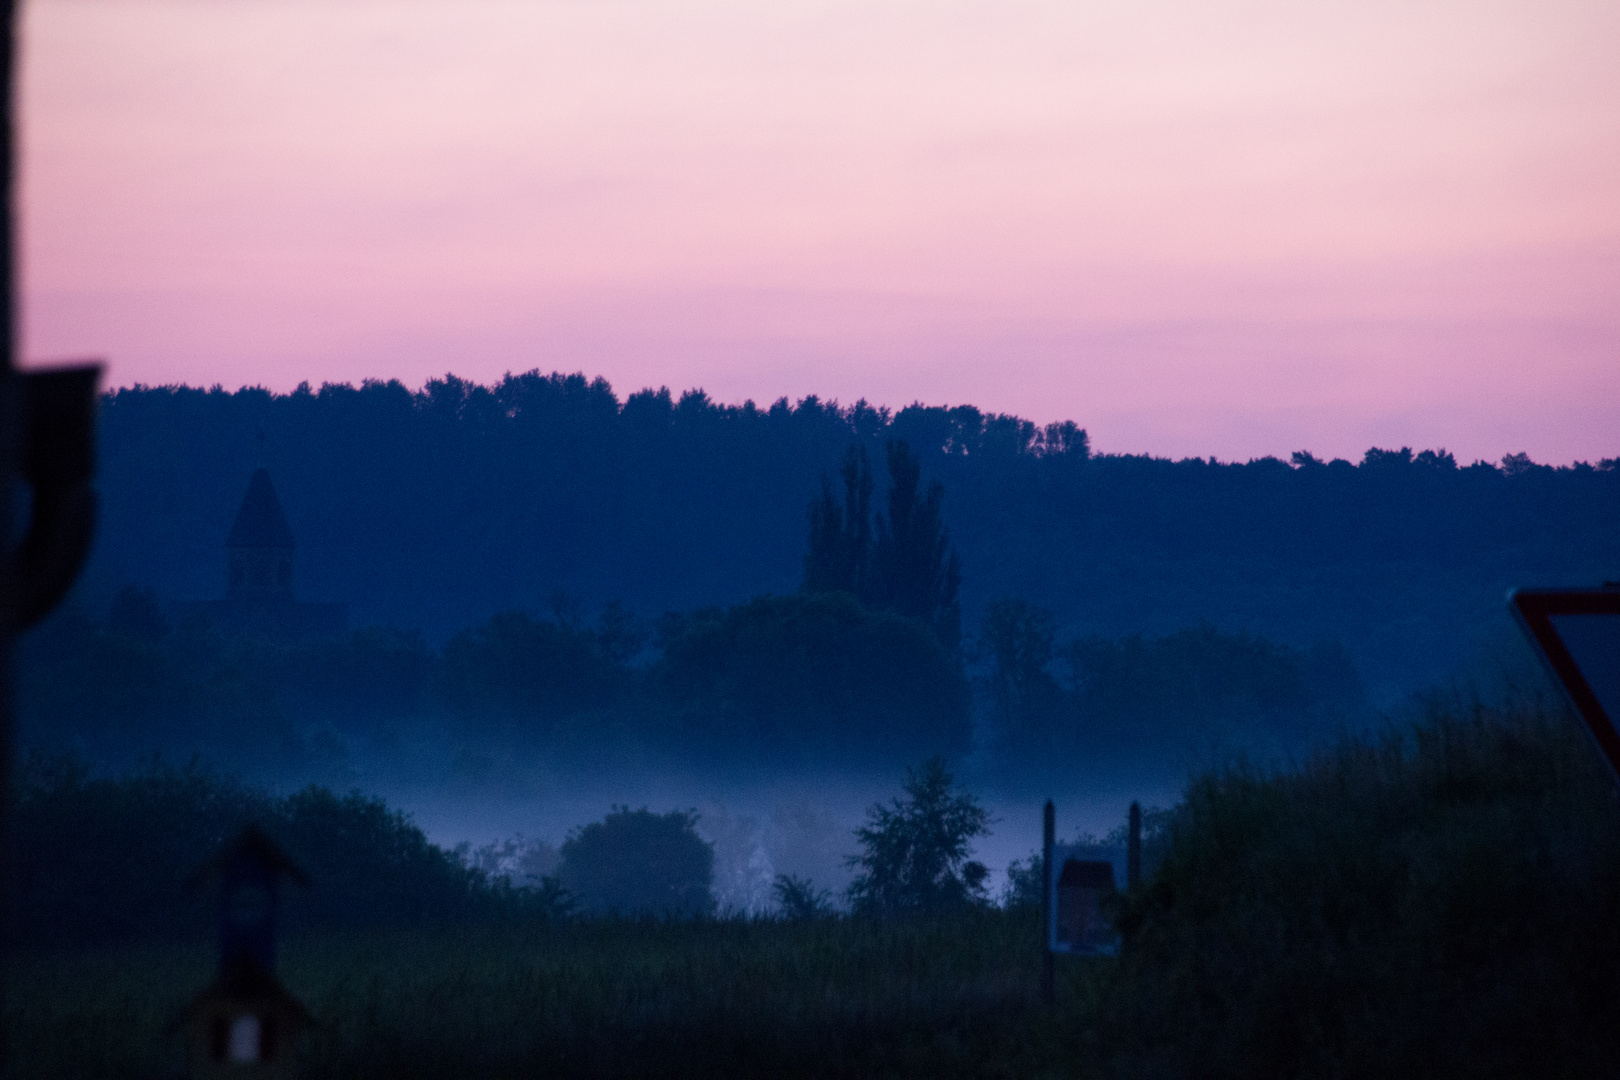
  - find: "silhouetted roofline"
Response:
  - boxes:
[188,823,312,890]
[226,468,296,549]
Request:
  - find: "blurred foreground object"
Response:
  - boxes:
[14,363,102,629]
[1511,585,1620,779]
[182,825,313,1077]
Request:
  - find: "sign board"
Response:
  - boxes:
[1510,587,1620,780]
[1046,844,1119,956]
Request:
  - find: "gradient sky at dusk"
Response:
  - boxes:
[21,0,1620,462]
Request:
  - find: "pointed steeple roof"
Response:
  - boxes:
[227,468,296,549]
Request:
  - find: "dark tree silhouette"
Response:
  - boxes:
[803,444,872,597]
[980,597,1062,748]
[558,806,715,918]
[846,756,991,917]
[871,441,961,649]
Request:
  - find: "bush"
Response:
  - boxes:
[772,874,835,920]
[558,807,716,918]
[847,757,991,917]
[1101,699,1620,1078]
[9,758,538,949]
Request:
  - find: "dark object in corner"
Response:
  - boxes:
[15,363,101,630]
[1511,586,1620,781]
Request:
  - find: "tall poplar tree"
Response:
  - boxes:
[803,439,961,650]
[802,445,873,597]
[871,441,961,650]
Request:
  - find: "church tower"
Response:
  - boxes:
[226,468,296,602]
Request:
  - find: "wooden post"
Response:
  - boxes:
[1041,799,1055,1005]
[1127,801,1142,890]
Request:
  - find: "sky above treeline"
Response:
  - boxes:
[20,0,1620,464]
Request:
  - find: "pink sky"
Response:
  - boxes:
[20,0,1620,462]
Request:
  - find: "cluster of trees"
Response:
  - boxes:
[81,375,1620,697]
[10,757,557,948]
[556,808,716,918]
[803,442,961,649]
[978,600,1365,767]
[19,586,974,767]
[31,433,1371,773]
[12,751,1004,945]
[19,585,1360,774]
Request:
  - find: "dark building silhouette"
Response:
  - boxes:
[192,468,346,641]
[227,469,297,602]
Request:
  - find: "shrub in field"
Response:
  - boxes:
[559,807,716,918]
[847,756,991,917]
[772,873,834,920]
[1101,699,1620,1078]
[1001,853,1042,909]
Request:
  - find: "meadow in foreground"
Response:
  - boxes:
[13,694,1620,1079]
[8,909,1102,1079]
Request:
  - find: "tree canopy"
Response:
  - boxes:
[558,807,715,918]
[847,757,992,917]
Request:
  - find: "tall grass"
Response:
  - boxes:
[1102,694,1620,1079]
[7,911,1105,1079]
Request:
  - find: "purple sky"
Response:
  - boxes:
[20,0,1620,462]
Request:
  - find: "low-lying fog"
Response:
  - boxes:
[229,626,1552,913]
[265,724,1189,912]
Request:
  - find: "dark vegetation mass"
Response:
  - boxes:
[30,371,1605,776]
[77,374,1620,700]
[21,416,1370,775]
[11,756,568,950]
[20,584,979,769]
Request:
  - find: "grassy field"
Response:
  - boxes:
[7,910,1106,1079]
[13,694,1620,1079]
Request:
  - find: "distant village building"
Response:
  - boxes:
[196,468,347,641]
[228,469,297,602]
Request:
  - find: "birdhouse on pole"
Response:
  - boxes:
[180,825,313,1078]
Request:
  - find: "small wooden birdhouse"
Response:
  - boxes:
[180,959,313,1079]
[190,823,311,973]
[182,825,314,1078]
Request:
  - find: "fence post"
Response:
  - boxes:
[1041,799,1054,1005]
[1127,801,1142,890]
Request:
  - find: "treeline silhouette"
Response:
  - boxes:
[79,374,1620,699]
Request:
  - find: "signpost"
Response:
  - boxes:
[1041,800,1130,1004]
[1047,848,1119,958]
[1510,585,1620,780]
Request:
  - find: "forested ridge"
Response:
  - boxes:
[77,372,1620,700]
